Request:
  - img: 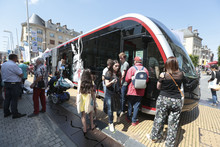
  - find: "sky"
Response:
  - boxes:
[0,0,220,59]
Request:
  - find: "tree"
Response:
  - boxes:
[189,55,199,67]
[218,45,220,66]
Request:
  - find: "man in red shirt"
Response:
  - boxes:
[125,56,149,126]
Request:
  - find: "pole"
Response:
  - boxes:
[26,0,31,62]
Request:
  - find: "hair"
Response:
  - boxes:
[107,59,113,67]
[36,57,44,64]
[80,69,93,94]
[211,64,218,70]
[165,56,179,74]
[107,60,121,78]
[118,52,127,58]
[9,54,18,60]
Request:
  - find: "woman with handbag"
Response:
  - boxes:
[105,60,121,132]
[29,57,47,117]
[77,69,96,135]
[147,56,185,147]
[208,64,220,107]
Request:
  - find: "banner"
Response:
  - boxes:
[31,31,38,52]
[23,46,30,62]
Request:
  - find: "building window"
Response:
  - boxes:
[37,37,43,43]
[50,40,55,45]
[58,35,63,40]
[57,28,62,32]
[26,27,32,32]
[50,33,55,38]
[37,29,43,34]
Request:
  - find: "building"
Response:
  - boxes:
[177,26,213,66]
[21,13,82,60]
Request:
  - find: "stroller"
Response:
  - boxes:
[47,76,71,104]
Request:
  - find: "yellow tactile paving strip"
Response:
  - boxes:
[27,76,220,147]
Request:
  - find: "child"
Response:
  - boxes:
[78,69,96,135]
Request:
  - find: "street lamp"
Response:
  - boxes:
[3,36,10,51]
[4,30,14,53]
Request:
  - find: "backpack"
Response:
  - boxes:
[132,66,148,89]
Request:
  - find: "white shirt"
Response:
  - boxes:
[1,60,22,82]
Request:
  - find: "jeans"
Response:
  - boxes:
[105,89,120,124]
[4,82,21,115]
[127,95,142,123]
[211,89,218,104]
[103,81,107,112]
[121,85,127,112]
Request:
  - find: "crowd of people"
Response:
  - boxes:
[0,52,195,147]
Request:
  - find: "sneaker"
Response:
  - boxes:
[125,117,131,123]
[109,123,115,132]
[132,120,139,126]
[119,112,124,117]
[216,101,219,104]
[210,103,217,107]
[12,113,26,119]
[146,134,157,142]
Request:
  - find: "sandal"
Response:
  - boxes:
[91,124,97,130]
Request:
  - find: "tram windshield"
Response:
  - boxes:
[150,18,197,78]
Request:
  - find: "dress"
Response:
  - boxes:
[80,94,89,112]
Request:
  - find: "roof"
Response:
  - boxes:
[28,13,45,26]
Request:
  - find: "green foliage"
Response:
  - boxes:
[218,46,220,66]
[24,61,30,65]
[189,55,199,67]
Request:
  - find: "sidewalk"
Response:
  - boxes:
[0,89,76,147]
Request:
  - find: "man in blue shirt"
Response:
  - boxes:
[19,60,29,96]
[1,54,26,119]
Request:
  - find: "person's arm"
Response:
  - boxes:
[105,79,117,87]
[157,72,164,90]
[125,68,132,84]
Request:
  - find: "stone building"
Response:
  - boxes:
[21,13,82,59]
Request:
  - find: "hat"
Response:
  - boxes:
[134,56,142,62]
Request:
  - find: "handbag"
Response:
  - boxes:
[168,73,184,107]
[111,81,121,111]
[208,71,220,91]
[37,68,45,88]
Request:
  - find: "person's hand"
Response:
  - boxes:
[208,80,210,83]
[30,83,35,89]
[131,76,135,80]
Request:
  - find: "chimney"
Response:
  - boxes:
[188,26,192,32]
[56,22,60,26]
[63,25,67,29]
[48,19,52,23]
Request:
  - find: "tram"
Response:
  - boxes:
[48,13,200,115]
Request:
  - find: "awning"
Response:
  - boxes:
[208,61,218,65]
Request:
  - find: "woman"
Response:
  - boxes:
[147,56,185,147]
[29,57,47,117]
[105,60,121,132]
[78,69,96,135]
[208,64,219,106]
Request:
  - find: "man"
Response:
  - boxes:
[19,60,29,96]
[118,52,129,116]
[102,59,113,112]
[125,56,149,126]
[29,57,47,117]
[1,54,26,119]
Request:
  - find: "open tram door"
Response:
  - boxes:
[121,35,164,114]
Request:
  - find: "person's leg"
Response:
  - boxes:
[81,112,87,133]
[89,111,95,129]
[22,79,28,92]
[166,100,182,147]
[126,96,132,121]
[150,95,167,140]
[33,88,40,114]
[0,87,4,108]
[106,94,113,124]
[103,82,107,112]
[39,89,46,112]
[131,96,142,123]
[10,83,21,115]
[4,84,12,115]
[211,89,217,104]
[121,85,127,113]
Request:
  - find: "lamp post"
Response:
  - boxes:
[26,0,31,62]
[4,30,14,53]
[3,36,10,53]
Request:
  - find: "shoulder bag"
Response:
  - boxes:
[208,71,220,91]
[168,73,184,107]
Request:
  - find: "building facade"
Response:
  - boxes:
[21,13,82,60]
[178,26,213,66]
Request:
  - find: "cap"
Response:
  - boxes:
[134,56,142,62]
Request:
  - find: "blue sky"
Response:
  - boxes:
[0,0,220,59]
